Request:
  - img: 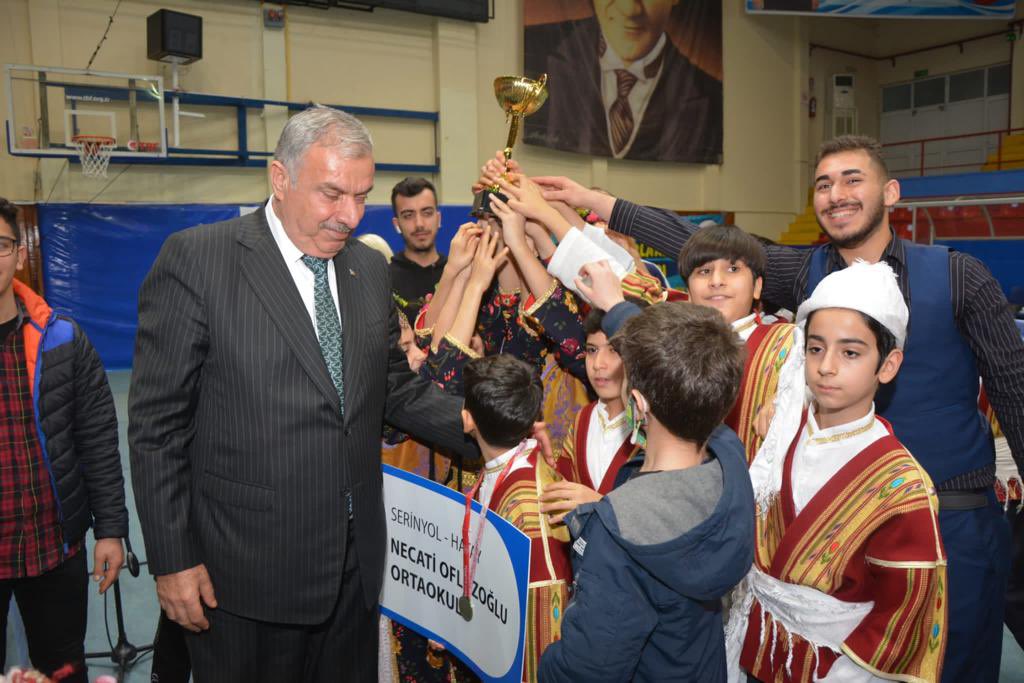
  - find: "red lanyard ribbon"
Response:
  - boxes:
[459,441,528,619]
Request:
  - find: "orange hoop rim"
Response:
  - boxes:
[71,134,116,146]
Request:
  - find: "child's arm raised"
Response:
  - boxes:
[421,222,481,333]
[445,228,509,350]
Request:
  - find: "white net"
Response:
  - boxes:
[71,136,116,178]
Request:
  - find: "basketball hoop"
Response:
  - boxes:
[71,134,116,178]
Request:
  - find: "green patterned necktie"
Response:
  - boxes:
[301,255,344,415]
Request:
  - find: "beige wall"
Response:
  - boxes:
[4,1,1018,239]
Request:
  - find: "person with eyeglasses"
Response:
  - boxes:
[0,197,128,682]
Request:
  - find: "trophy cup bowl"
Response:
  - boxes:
[493,76,549,118]
[472,74,548,220]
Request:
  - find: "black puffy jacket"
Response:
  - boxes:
[13,280,127,546]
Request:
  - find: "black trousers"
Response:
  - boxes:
[151,610,191,683]
[0,551,88,683]
[186,525,377,683]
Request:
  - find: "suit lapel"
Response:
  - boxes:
[237,211,341,413]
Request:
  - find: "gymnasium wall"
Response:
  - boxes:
[0,0,812,239]
[4,4,1024,227]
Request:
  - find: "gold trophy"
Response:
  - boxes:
[471,74,549,220]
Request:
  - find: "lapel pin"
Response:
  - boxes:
[349,268,358,279]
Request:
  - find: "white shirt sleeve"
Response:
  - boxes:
[582,225,635,273]
[546,228,628,298]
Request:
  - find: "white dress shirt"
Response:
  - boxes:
[791,404,890,516]
[479,439,535,511]
[599,33,667,159]
[265,199,341,339]
[732,313,758,342]
[584,401,629,489]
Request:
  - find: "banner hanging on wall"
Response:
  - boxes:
[380,465,531,683]
[746,0,1015,18]
[523,0,723,164]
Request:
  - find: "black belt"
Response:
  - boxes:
[937,489,990,511]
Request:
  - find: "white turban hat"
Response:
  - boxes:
[795,260,909,349]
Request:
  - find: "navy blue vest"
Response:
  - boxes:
[806,242,993,486]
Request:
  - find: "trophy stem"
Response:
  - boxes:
[504,114,522,161]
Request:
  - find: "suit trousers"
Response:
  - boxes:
[186,524,377,683]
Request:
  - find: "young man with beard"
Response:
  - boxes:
[533,134,1024,682]
[390,177,447,322]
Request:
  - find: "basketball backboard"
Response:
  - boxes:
[5,64,167,159]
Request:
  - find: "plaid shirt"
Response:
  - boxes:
[0,308,79,579]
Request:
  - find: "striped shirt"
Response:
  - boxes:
[609,199,1024,490]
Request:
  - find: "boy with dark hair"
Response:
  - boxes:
[460,354,571,683]
[727,261,946,683]
[540,302,755,682]
[677,224,797,464]
[540,307,640,523]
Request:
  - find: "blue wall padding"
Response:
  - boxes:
[38,203,1024,370]
[898,170,1024,199]
[38,202,475,369]
[936,239,1024,299]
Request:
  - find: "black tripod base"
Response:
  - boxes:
[85,569,153,683]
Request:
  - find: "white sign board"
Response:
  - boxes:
[381,465,531,683]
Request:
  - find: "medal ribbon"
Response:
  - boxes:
[462,440,529,604]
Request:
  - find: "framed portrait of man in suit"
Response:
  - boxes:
[523,0,723,164]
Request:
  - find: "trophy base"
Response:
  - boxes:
[470,188,508,221]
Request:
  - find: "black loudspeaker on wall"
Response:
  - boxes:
[147,9,203,65]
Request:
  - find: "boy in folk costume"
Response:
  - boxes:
[677,224,797,465]
[726,261,947,683]
[460,354,572,683]
[539,307,641,523]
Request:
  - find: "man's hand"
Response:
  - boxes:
[92,538,124,594]
[156,564,218,632]
[574,260,625,312]
[496,174,558,226]
[532,176,616,221]
[540,481,603,524]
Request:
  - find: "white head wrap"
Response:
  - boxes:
[795,259,909,349]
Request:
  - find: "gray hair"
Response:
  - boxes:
[274,106,374,181]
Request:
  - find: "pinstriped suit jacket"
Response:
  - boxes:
[128,209,475,624]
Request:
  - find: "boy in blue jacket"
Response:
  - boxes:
[539,301,755,682]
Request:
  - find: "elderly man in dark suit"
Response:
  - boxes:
[128,106,476,682]
[524,0,722,164]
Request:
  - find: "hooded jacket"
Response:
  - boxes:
[10,280,127,548]
[538,425,754,682]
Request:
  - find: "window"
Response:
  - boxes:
[988,64,1010,96]
[913,77,946,108]
[949,69,985,102]
[883,83,912,112]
